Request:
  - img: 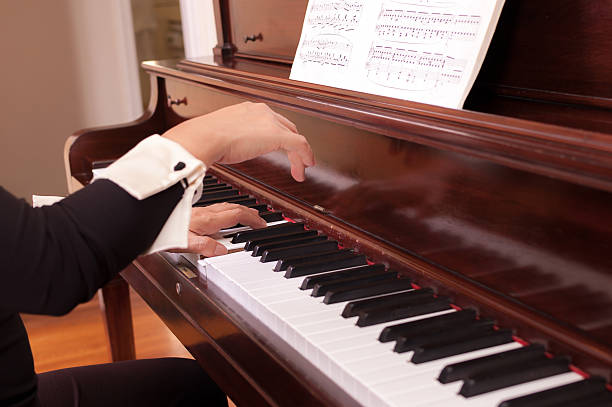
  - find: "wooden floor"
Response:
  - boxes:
[22,287,236,406]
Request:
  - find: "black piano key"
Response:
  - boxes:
[300,264,384,289]
[323,277,413,304]
[260,240,339,262]
[379,308,477,343]
[199,189,240,201]
[229,222,305,243]
[204,174,214,179]
[227,205,271,228]
[412,328,514,364]
[259,211,285,222]
[203,178,218,185]
[498,376,608,407]
[356,296,451,327]
[195,196,257,206]
[558,391,612,407]
[253,235,328,257]
[459,356,570,397]
[244,230,318,251]
[275,249,355,272]
[289,254,369,280]
[438,343,546,384]
[201,184,231,192]
[247,203,269,212]
[343,287,434,318]
[311,269,396,297]
[395,318,495,353]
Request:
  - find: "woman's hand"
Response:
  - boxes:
[177,203,267,257]
[163,102,315,182]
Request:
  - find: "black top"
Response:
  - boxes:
[0,179,183,406]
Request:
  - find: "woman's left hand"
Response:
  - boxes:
[180,203,267,257]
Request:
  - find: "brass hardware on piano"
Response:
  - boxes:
[244,33,263,43]
[167,95,187,107]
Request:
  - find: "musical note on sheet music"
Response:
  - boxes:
[387,0,456,7]
[299,35,353,68]
[307,0,365,32]
[365,45,466,90]
[375,9,481,43]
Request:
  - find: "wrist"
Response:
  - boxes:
[162,130,219,168]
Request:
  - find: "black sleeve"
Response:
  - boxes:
[0,179,184,316]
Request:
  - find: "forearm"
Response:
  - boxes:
[0,180,182,315]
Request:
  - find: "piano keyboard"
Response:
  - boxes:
[193,175,611,407]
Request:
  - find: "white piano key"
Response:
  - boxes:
[201,245,578,407]
[355,342,522,385]
[397,372,583,407]
[202,250,252,265]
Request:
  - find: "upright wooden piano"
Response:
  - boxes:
[66,1,612,405]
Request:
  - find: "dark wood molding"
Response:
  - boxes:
[151,59,612,193]
[66,76,169,185]
[213,0,237,57]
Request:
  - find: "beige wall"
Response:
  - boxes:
[0,1,141,202]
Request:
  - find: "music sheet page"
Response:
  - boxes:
[290,0,505,109]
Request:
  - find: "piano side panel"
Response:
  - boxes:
[163,75,612,377]
[67,77,171,185]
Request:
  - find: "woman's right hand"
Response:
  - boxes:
[163,102,315,182]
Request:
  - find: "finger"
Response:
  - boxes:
[191,206,266,235]
[280,133,315,167]
[200,202,241,213]
[190,203,245,235]
[287,150,306,182]
[271,110,299,133]
[219,207,267,230]
[188,234,228,257]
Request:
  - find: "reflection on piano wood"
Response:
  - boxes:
[191,173,612,407]
[66,1,612,406]
[366,45,466,89]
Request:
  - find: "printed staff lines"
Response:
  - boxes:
[299,34,354,68]
[387,0,456,7]
[376,8,481,43]
[365,45,466,91]
[307,0,366,32]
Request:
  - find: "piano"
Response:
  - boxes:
[65,0,612,405]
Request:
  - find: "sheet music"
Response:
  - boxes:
[290,0,506,108]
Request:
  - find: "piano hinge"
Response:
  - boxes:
[313,205,331,215]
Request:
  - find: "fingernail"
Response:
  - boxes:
[214,244,227,256]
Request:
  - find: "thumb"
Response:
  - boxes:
[189,235,228,257]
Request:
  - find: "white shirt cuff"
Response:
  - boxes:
[96,135,206,254]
